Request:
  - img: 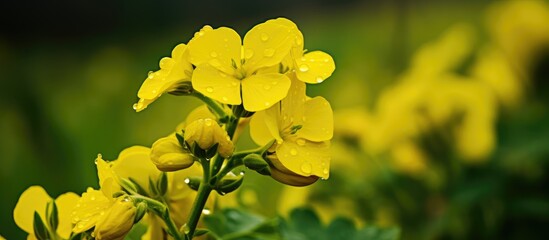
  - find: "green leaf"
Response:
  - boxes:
[157,172,168,196]
[204,208,280,240]
[125,222,149,240]
[33,211,50,240]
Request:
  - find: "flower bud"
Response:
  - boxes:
[184,118,234,158]
[94,198,136,240]
[266,153,318,186]
[151,134,195,171]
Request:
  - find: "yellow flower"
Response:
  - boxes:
[269,18,335,84]
[184,118,234,158]
[187,19,295,111]
[94,198,136,240]
[134,43,193,112]
[250,75,333,185]
[150,134,195,171]
[13,186,79,239]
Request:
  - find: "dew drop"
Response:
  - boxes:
[222,96,228,101]
[231,82,238,86]
[295,36,303,46]
[202,208,212,215]
[260,33,269,42]
[244,49,254,59]
[159,57,174,69]
[316,77,324,83]
[182,223,190,234]
[301,162,312,174]
[72,216,79,222]
[210,51,218,58]
[264,102,270,106]
[323,58,330,63]
[152,89,157,94]
[147,71,154,79]
[299,64,309,72]
[296,139,306,146]
[184,178,191,184]
[263,48,275,57]
[323,168,329,175]
[204,118,213,126]
[100,211,105,216]
[271,81,278,85]
[263,84,271,90]
[206,87,214,93]
[290,148,298,156]
[223,38,229,42]
[90,196,96,201]
[239,171,245,176]
[77,223,84,229]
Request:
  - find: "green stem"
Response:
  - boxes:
[132,195,184,240]
[192,92,228,121]
[185,180,212,239]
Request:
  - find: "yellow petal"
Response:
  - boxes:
[112,146,160,192]
[250,110,278,146]
[192,64,242,105]
[243,20,294,73]
[72,188,112,233]
[280,75,306,126]
[298,97,333,142]
[295,51,335,84]
[188,27,241,75]
[267,18,305,60]
[14,186,51,235]
[186,105,217,125]
[55,192,80,239]
[241,73,291,112]
[276,140,330,179]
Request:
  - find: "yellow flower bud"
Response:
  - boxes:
[266,153,318,187]
[94,198,136,240]
[184,118,234,158]
[151,134,195,171]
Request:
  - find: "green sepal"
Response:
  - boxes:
[215,175,244,195]
[120,177,138,194]
[175,132,186,149]
[46,200,59,232]
[191,141,207,159]
[128,177,148,196]
[134,201,148,223]
[112,191,126,198]
[186,177,202,191]
[149,177,159,196]
[243,154,271,175]
[193,228,210,238]
[33,211,50,240]
[205,143,219,159]
[157,172,168,196]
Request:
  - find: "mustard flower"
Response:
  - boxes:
[250,75,333,186]
[268,18,335,84]
[187,19,295,111]
[94,198,137,240]
[134,43,193,112]
[13,186,79,239]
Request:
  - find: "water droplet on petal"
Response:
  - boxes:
[147,71,154,79]
[206,87,214,93]
[244,49,254,59]
[264,102,270,106]
[90,196,96,201]
[263,48,275,57]
[239,171,245,176]
[323,168,329,175]
[296,139,306,146]
[316,77,324,83]
[77,223,84,229]
[100,211,105,216]
[222,96,228,101]
[159,57,174,69]
[210,51,218,58]
[295,36,303,46]
[260,33,269,41]
[299,64,309,72]
[301,162,312,174]
[323,58,330,63]
[184,178,190,184]
[263,84,271,90]
[223,38,229,42]
[290,148,298,156]
[231,82,238,86]
[204,119,213,126]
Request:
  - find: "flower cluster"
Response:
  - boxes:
[13,17,335,240]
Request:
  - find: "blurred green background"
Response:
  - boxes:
[2,0,549,239]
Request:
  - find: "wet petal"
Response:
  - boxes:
[188,27,241,75]
[241,73,291,112]
[280,76,306,127]
[267,18,305,59]
[112,146,160,192]
[192,64,242,105]
[276,140,331,179]
[13,186,51,235]
[72,188,112,233]
[295,51,335,84]
[250,110,279,146]
[298,97,333,142]
[55,192,80,239]
[243,20,294,73]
